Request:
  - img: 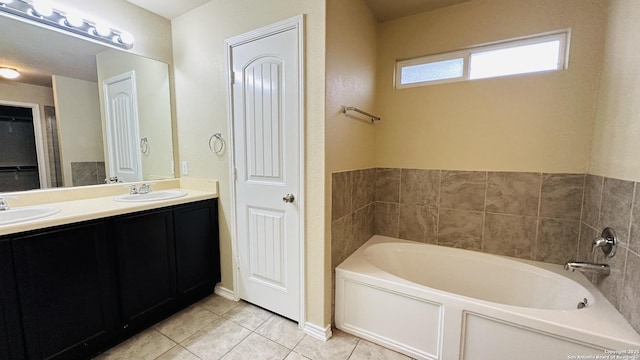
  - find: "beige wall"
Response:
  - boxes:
[589,0,640,181]
[325,0,377,319]
[0,82,54,136]
[52,75,103,186]
[96,49,174,180]
[374,0,607,173]
[172,1,327,327]
[48,0,173,64]
[326,0,378,174]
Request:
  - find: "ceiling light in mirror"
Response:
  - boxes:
[0,67,20,79]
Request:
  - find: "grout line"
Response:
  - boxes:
[435,170,442,245]
[533,172,543,260]
[618,181,637,312]
[480,171,488,252]
[346,339,361,359]
[576,173,587,260]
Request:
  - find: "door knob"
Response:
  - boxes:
[282,193,295,203]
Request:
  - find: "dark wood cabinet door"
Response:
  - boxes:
[174,200,220,305]
[113,209,177,333]
[12,222,116,360]
[0,239,25,360]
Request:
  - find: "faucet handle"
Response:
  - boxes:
[592,227,617,258]
[0,194,18,210]
[125,184,138,194]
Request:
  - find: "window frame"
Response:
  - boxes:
[395,29,571,89]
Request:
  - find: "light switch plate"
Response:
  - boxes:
[181,161,188,175]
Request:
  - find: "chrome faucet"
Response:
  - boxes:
[139,183,152,194]
[564,261,610,276]
[592,227,617,258]
[564,227,618,277]
[0,197,9,211]
[0,195,17,211]
[128,184,139,195]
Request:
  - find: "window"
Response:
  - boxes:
[396,30,570,88]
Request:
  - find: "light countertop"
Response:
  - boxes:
[0,178,218,237]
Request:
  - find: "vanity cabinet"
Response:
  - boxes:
[0,239,25,360]
[174,200,220,305]
[3,198,220,360]
[12,221,117,360]
[113,208,177,335]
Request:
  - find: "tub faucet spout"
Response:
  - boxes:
[564,261,610,276]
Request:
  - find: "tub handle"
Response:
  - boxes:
[592,227,617,258]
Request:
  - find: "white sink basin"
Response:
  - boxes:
[0,206,61,225]
[114,190,187,202]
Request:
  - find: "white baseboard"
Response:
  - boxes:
[302,322,333,341]
[214,284,235,301]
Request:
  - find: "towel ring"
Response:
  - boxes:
[140,137,149,155]
[209,133,225,155]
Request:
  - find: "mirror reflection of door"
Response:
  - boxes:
[0,103,56,192]
[104,71,143,183]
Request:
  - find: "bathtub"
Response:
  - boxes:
[335,236,640,360]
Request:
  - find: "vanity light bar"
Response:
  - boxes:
[0,0,134,50]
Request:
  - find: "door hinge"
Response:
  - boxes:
[230,71,235,84]
[235,256,240,270]
[234,168,238,181]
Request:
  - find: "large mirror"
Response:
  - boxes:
[0,14,174,192]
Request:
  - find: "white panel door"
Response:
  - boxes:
[231,24,301,321]
[104,71,143,183]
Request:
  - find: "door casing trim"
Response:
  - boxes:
[0,100,47,188]
[225,14,306,327]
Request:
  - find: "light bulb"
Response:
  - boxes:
[33,1,53,17]
[64,12,84,27]
[0,67,20,79]
[118,31,134,45]
[93,22,111,37]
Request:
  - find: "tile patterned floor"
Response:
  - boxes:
[95,294,413,360]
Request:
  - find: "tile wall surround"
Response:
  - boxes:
[71,161,106,186]
[581,174,640,333]
[331,168,640,333]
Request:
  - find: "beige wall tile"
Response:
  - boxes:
[352,169,375,210]
[374,202,399,237]
[375,168,401,203]
[332,172,352,220]
[400,169,439,206]
[539,173,584,220]
[593,246,627,310]
[437,209,483,250]
[483,213,536,259]
[536,219,580,265]
[486,172,540,216]
[629,187,640,254]
[599,178,635,245]
[621,251,640,333]
[398,204,437,243]
[352,203,375,248]
[332,215,354,269]
[582,175,603,228]
[440,171,486,211]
